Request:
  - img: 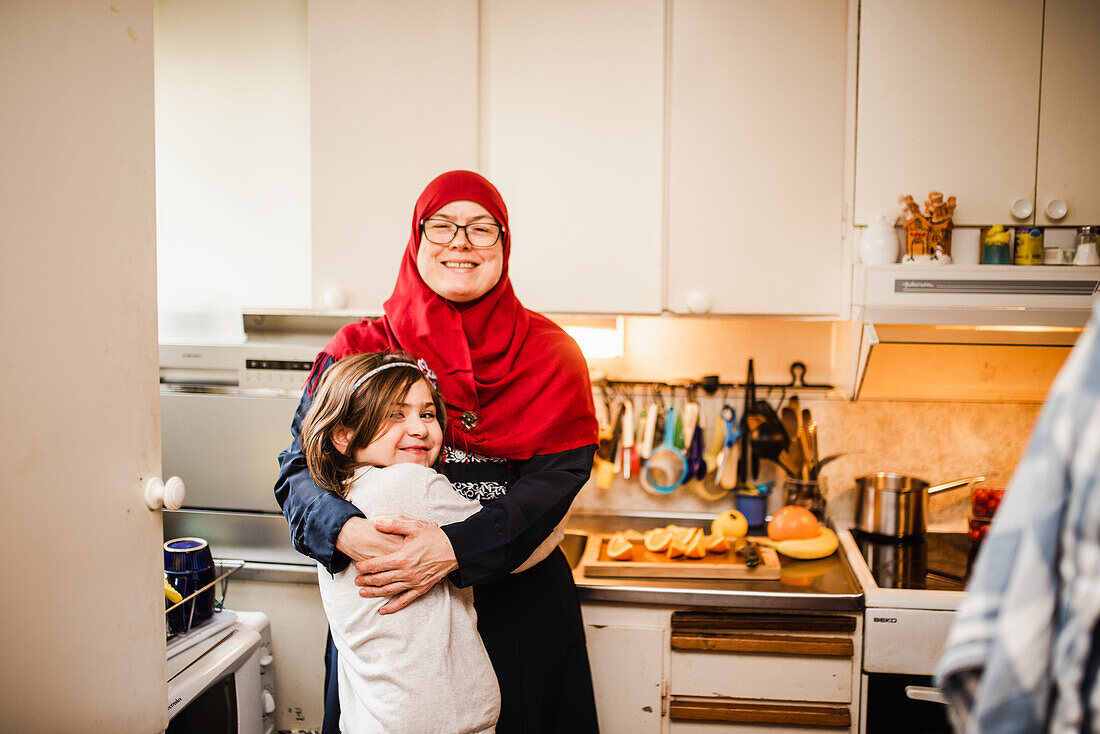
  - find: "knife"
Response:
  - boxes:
[733,537,761,569]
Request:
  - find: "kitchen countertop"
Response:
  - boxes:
[217,510,865,613]
[565,511,863,612]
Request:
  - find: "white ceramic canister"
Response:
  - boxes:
[859,214,900,264]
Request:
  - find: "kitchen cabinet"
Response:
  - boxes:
[583,603,668,732]
[1033,0,1100,226]
[854,0,1100,227]
[481,0,665,314]
[2,1,167,728]
[309,0,480,313]
[666,0,849,316]
[668,612,861,732]
[581,603,863,733]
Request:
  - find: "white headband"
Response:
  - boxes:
[350,362,420,394]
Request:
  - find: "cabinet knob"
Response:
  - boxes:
[144,476,186,511]
[323,288,348,310]
[1045,198,1068,221]
[1010,197,1034,220]
[685,291,712,314]
[262,690,276,715]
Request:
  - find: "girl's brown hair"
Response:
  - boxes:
[300,352,447,497]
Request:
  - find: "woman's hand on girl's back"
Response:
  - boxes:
[335,516,406,561]
[353,517,459,614]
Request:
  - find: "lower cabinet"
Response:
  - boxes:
[582,604,863,734]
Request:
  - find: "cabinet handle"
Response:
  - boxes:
[145,476,186,511]
[669,697,851,727]
[685,291,712,314]
[1011,197,1034,220]
[904,685,947,705]
[1045,198,1068,221]
[671,632,853,657]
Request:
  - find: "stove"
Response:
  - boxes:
[838,526,972,734]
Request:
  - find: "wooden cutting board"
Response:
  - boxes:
[579,533,781,580]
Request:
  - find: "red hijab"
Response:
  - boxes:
[316,170,597,460]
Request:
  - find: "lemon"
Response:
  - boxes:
[607,533,634,561]
[685,533,708,559]
[644,528,672,553]
[704,533,730,554]
[711,509,748,540]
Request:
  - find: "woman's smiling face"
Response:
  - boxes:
[416,200,504,303]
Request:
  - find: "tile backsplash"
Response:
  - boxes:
[573,394,1041,529]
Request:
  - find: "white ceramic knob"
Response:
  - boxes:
[1045,198,1068,221]
[262,690,276,715]
[323,288,348,310]
[260,653,273,667]
[144,476,186,511]
[1010,197,1034,219]
[685,291,712,314]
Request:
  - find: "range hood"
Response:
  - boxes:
[846,264,1099,401]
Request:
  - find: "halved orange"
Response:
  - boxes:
[644,528,672,553]
[704,533,730,554]
[685,533,708,559]
[667,539,687,559]
[607,533,634,561]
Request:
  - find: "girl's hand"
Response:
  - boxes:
[353,517,459,614]
[335,516,405,562]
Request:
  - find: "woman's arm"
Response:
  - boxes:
[274,354,404,573]
[354,444,596,601]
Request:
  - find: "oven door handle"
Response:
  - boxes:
[905,685,947,705]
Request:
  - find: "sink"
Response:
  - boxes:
[559,531,588,569]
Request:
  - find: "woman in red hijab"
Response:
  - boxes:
[276,171,601,733]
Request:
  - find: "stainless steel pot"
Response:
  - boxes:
[854,473,986,539]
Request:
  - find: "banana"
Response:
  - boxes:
[763,527,838,560]
[164,578,183,605]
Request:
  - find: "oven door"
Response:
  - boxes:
[167,626,263,734]
[861,673,950,734]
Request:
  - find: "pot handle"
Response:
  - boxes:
[927,475,986,495]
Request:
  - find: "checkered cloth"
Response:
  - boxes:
[936,298,1100,733]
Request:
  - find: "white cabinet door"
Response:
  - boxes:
[582,603,667,733]
[1,2,166,729]
[854,0,1044,226]
[310,0,480,313]
[667,0,848,316]
[482,0,665,314]
[1035,0,1100,226]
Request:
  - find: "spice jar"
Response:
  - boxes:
[1076,226,1100,266]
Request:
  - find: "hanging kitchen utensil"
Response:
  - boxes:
[737,360,757,482]
[620,399,635,480]
[717,405,741,491]
[639,401,659,460]
[644,406,689,494]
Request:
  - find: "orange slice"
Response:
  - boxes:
[685,533,708,559]
[607,534,634,561]
[644,528,672,553]
[667,539,687,559]
[704,533,730,554]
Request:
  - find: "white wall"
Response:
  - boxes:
[154,0,310,313]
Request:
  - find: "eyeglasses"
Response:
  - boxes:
[420,218,504,248]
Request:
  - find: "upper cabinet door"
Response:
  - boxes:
[1035,0,1100,226]
[3,1,167,728]
[667,0,848,316]
[854,0,1044,226]
[482,0,665,314]
[310,0,480,313]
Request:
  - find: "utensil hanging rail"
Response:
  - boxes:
[596,362,833,395]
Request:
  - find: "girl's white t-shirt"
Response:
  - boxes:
[317,463,500,734]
